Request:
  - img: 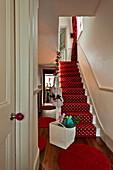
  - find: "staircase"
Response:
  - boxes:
[59,61,100,137]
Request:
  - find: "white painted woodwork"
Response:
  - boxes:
[33,0,39,169]
[15,0,39,169]
[0,0,15,169]
[0,0,39,169]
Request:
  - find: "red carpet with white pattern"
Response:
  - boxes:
[59,61,96,137]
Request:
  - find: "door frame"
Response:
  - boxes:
[15,0,39,169]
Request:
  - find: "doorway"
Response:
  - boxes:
[43,69,55,104]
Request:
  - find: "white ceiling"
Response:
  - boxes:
[38,0,101,65]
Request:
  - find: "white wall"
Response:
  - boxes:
[38,0,58,65]
[78,0,113,142]
[59,17,73,49]
[78,0,113,88]
[78,45,113,151]
[38,0,101,65]
[59,17,73,61]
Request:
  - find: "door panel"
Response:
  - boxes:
[0,139,6,169]
[0,0,15,169]
[0,0,6,104]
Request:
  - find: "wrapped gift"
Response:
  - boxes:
[50,75,63,119]
[50,86,63,107]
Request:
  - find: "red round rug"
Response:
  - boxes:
[42,105,56,110]
[38,117,56,128]
[57,144,111,170]
[38,135,46,151]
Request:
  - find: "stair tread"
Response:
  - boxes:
[61,82,83,88]
[60,65,78,67]
[60,80,81,83]
[61,82,82,83]
[62,112,92,116]
[63,95,87,101]
[60,61,78,64]
[63,95,87,97]
[60,69,79,71]
[60,64,78,66]
[60,71,79,73]
[60,62,78,64]
[62,88,85,95]
[60,73,79,75]
[76,123,96,128]
[62,88,85,90]
[60,65,79,68]
[60,76,81,78]
[63,103,89,105]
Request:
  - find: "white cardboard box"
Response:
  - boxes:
[49,120,76,149]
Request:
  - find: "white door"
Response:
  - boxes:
[0,0,15,170]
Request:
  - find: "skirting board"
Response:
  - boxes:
[100,129,113,152]
[33,147,40,170]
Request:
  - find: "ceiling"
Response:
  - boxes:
[38,0,102,65]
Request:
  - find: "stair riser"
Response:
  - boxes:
[60,64,78,67]
[62,105,90,113]
[60,72,80,77]
[60,61,78,64]
[60,77,81,82]
[60,69,79,72]
[60,65,78,68]
[63,96,87,103]
[62,89,85,95]
[76,129,96,137]
[76,123,96,137]
[61,83,83,88]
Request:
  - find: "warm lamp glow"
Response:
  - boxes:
[45,84,50,91]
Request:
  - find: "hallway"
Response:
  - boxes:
[38,0,113,169]
[39,125,113,170]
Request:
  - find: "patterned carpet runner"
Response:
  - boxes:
[59,61,96,137]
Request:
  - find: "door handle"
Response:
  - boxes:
[10,113,24,121]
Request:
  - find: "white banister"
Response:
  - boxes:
[60,48,72,61]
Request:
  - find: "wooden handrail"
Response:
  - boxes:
[78,43,113,93]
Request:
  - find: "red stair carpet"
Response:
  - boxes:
[57,143,111,170]
[59,61,96,137]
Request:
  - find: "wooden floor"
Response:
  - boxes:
[39,127,113,170]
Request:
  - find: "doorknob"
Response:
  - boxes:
[10,113,24,121]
